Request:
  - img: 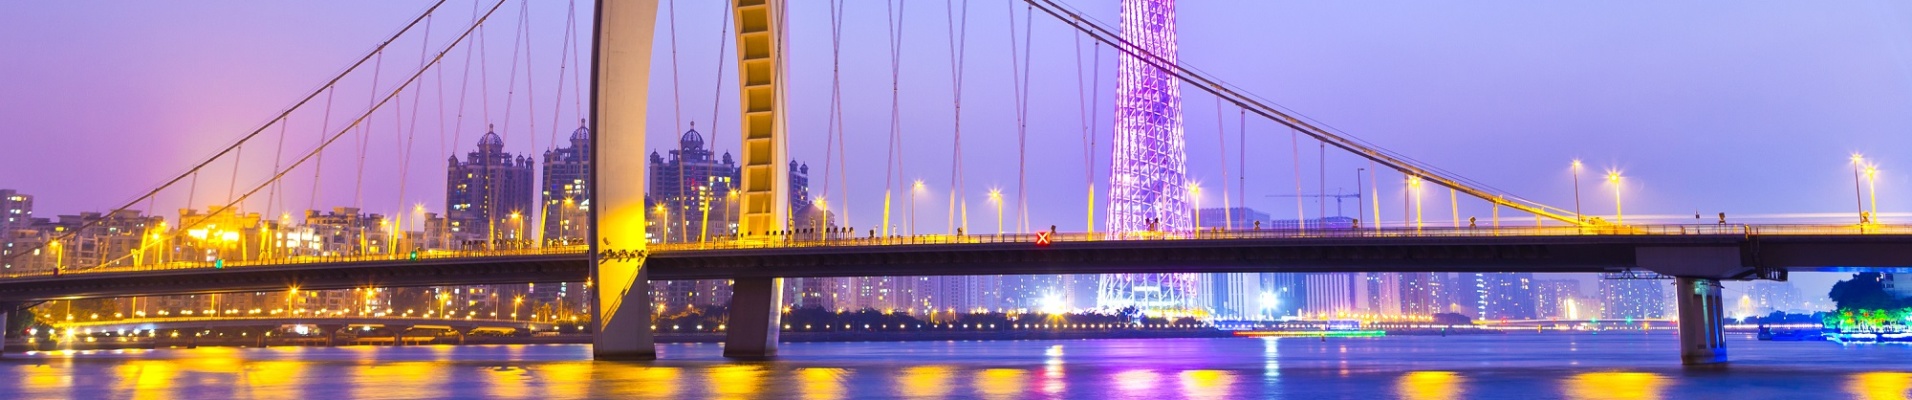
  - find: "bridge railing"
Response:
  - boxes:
[6,223,1908,280]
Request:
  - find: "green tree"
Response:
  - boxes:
[1829,272,1903,311]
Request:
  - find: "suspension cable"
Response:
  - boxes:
[89,0,510,270]
[1006,1,1033,234]
[704,0,730,240]
[667,0,687,243]
[946,0,971,234]
[882,0,906,236]
[3,0,452,267]
[393,13,435,254]
[1214,96,1230,229]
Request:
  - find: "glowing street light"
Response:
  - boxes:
[911,180,926,236]
[1189,183,1203,230]
[987,189,1004,236]
[1851,154,1869,224]
[1606,170,1623,224]
[1408,176,1424,231]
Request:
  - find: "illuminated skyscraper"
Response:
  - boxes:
[1099,0,1199,315]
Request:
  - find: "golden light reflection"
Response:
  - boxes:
[1179,369,1236,400]
[798,367,848,400]
[1567,372,1665,400]
[242,360,307,397]
[1397,371,1462,400]
[539,363,595,399]
[1113,369,1161,393]
[706,365,764,400]
[626,366,682,398]
[121,360,180,400]
[975,368,1026,400]
[349,361,446,399]
[1848,372,1912,400]
[898,365,954,398]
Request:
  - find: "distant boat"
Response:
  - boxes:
[1757,326,1826,341]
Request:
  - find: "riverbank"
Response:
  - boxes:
[3,327,1507,352]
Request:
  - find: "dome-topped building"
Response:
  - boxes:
[447,124,535,245]
[541,119,593,243]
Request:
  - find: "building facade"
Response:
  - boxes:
[446,130,535,246]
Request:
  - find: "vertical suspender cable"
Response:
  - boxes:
[1289,128,1304,230]
[518,0,540,245]
[355,52,384,217]
[310,89,336,215]
[704,1,730,240]
[1214,98,1229,230]
[1238,108,1246,229]
[666,0,686,243]
[393,15,435,254]
[882,0,906,237]
[1007,1,1033,234]
[946,0,971,235]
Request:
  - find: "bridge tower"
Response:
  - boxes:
[722,0,791,359]
[1099,0,1200,316]
[591,0,662,360]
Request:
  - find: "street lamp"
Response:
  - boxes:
[1606,170,1623,225]
[1571,160,1584,222]
[1866,164,1880,224]
[1189,183,1203,230]
[1408,176,1424,231]
[987,189,1004,236]
[813,197,829,240]
[911,180,925,236]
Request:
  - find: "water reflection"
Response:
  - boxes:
[1849,372,1912,400]
[1179,369,1235,400]
[706,364,764,400]
[975,368,1026,399]
[798,367,848,400]
[4,336,1912,399]
[898,365,954,398]
[1396,371,1462,400]
[1567,372,1665,400]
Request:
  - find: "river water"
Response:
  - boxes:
[3,333,1909,399]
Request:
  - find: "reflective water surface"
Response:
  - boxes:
[4,333,1911,399]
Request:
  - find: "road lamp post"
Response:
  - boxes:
[988,189,1004,237]
[1571,160,1584,222]
[1408,176,1424,231]
[1607,171,1623,225]
[1189,184,1203,231]
[1866,165,1880,224]
[911,180,925,237]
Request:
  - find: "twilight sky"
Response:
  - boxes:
[4,1,1911,298]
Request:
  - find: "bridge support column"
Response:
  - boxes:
[391,326,412,347]
[723,277,784,359]
[589,0,660,361]
[1675,277,1727,365]
[0,302,12,358]
[318,325,345,347]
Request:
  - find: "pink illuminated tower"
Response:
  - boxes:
[1098,0,1199,315]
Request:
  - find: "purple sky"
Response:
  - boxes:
[5,1,1912,298]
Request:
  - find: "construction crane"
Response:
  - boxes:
[1270,190,1363,219]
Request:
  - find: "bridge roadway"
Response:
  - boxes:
[0,225,1908,302]
[4,224,1910,363]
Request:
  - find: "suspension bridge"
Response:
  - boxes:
[2,0,1907,366]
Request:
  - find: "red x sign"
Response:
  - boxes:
[1034,232,1052,246]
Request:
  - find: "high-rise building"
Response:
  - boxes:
[646,125,820,243]
[446,129,535,246]
[0,189,30,232]
[1600,278,1668,320]
[1533,279,1582,319]
[1741,280,1806,314]
[1204,272,1267,320]
[1359,273,1403,316]
[300,207,388,257]
[1473,273,1537,320]
[1399,272,1443,315]
[1303,273,1356,318]
[540,122,591,244]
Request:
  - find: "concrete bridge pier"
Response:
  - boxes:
[0,302,13,358]
[1675,277,1728,365]
[391,326,413,347]
[318,325,345,347]
[723,277,784,359]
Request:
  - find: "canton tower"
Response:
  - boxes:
[1099,0,1199,316]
